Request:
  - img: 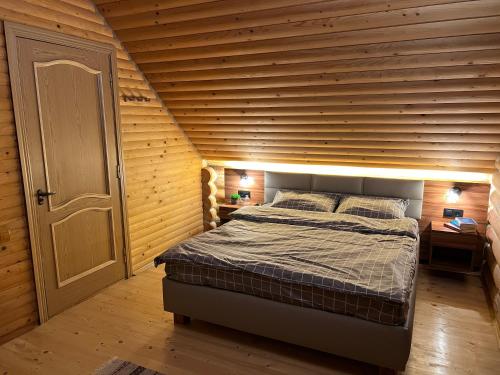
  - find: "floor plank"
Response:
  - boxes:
[0,267,499,374]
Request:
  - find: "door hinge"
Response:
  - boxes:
[123,249,128,265]
[109,71,113,85]
[116,164,122,179]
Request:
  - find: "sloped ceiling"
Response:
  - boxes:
[96,0,500,173]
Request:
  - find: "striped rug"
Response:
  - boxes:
[94,357,165,375]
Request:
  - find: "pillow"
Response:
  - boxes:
[270,190,339,212]
[335,196,409,219]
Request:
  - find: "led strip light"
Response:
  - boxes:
[207,160,491,183]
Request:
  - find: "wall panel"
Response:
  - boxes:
[419,181,490,260]
[98,0,500,173]
[0,22,38,344]
[0,0,202,343]
[223,169,264,204]
[486,159,500,331]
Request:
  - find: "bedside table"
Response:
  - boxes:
[429,221,485,274]
[218,201,258,224]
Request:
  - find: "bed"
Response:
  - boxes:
[155,172,424,372]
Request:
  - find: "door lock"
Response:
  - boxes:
[37,189,56,205]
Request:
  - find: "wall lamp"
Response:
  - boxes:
[445,186,462,203]
[239,171,254,188]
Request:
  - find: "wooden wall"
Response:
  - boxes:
[485,158,500,331]
[201,167,219,231]
[419,181,490,259]
[0,22,38,345]
[0,0,202,343]
[98,0,500,173]
[211,165,225,203]
[223,169,264,204]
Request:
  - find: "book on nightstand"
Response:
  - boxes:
[444,218,477,234]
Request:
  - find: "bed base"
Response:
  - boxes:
[163,267,417,373]
[173,311,397,375]
[173,313,190,325]
[172,313,397,374]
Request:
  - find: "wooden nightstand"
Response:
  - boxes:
[429,221,485,274]
[218,201,258,224]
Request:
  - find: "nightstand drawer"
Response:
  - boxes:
[431,231,479,251]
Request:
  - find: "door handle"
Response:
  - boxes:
[37,189,56,205]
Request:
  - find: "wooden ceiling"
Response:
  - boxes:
[96,0,500,173]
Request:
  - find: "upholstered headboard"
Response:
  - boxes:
[264,172,424,219]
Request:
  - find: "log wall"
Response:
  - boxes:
[0,0,202,343]
[485,158,500,331]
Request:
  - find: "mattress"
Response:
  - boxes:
[155,206,419,326]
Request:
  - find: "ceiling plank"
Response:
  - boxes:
[98,0,500,173]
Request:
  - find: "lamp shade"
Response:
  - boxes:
[445,186,462,203]
[240,173,254,188]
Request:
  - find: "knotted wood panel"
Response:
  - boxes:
[0,0,202,343]
[99,0,500,172]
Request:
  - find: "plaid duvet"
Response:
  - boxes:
[155,206,418,325]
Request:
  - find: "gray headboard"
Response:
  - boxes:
[264,172,424,219]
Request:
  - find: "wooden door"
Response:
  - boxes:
[5,23,128,320]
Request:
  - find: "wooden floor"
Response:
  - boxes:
[0,267,499,375]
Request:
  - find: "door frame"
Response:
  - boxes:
[4,21,131,323]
